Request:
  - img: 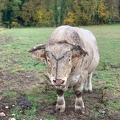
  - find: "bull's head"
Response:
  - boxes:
[28,40,87,90]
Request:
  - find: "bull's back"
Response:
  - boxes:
[50,26,70,41]
[73,27,99,72]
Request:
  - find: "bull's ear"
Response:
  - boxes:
[28,43,46,60]
[31,50,45,60]
[72,48,87,61]
[72,50,80,61]
[73,44,88,56]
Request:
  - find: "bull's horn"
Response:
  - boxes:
[28,43,46,52]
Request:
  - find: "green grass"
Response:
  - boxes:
[3,90,17,99]
[0,25,120,72]
[12,106,38,120]
[0,24,120,119]
[0,27,54,72]
[107,101,120,110]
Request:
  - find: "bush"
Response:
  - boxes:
[11,21,20,27]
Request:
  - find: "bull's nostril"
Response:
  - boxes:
[53,80,56,83]
[53,79,65,86]
[61,80,64,84]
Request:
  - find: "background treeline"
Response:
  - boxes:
[0,0,120,27]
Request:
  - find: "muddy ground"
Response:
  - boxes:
[0,71,120,120]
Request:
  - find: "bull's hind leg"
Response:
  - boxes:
[56,90,65,112]
[85,73,93,92]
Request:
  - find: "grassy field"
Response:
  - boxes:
[0,24,120,120]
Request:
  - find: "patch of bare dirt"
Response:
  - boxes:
[0,71,50,119]
[0,71,46,94]
[0,97,15,120]
[0,36,12,44]
[36,90,120,120]
[0,71,120,120]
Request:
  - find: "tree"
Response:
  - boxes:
[107,0,120,23]
[19,0,36,26]
[0,0,8,24]
[1,0,22,27]
[54,0,59,26]
[98,0,109,24]
[0,0,119,27]
[60,0,67,25]
[35,10,54,26]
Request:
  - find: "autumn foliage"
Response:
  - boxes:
[0,0,119,27]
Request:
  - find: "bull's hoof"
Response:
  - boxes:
[84,89,92,94]
[55,104,65,112]
[75,106,85,114]
[88,90,92,94]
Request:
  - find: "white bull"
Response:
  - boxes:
[29,26,99,113]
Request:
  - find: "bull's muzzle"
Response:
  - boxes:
[53,79,64,86]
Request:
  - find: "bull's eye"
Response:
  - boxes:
[47,59,50,62]
[47,59,51,65]
[53,66,55,70]
[68,56,71,62]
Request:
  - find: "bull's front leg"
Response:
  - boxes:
[73,83,85,114]
[56,90,65,112]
